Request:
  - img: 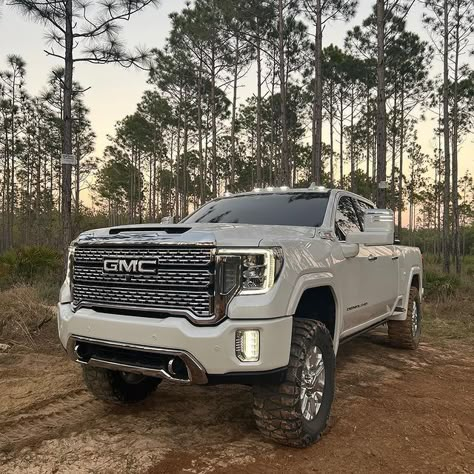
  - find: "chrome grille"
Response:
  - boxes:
[73,266,211,288]
[72,246,214,319]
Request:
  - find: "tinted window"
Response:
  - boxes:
[354,199,375,230]
[183,193,329,227]
[335,196,361,240]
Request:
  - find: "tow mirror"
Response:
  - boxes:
[346,209,394,246]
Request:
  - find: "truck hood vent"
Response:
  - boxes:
[109,226,191,235]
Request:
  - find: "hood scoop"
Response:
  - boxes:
[109,226,191,235]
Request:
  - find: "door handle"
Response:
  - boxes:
[392,255,399,260]
[368,255,378,261]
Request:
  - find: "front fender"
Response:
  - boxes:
[286,272,343,352]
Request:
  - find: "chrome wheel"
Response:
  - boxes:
[411,300,419,337]
[300,345,325,421]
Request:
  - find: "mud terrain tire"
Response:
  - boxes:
[253,319,335,448]
[388,286,422,350]
[83,366,161,404]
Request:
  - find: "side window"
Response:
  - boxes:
[354,199,375,231]
[335,196,361,241]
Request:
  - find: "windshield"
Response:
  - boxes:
[183,192,329,227]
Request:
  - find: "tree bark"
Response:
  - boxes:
[61,0,74,255]
[339,89,344,185]
[329,78,334,186]
[376,0,387,208]
[451,0,461,274]
[256,20,263,187]
[230,35,239,191]
[197,55,204,204]
[442,0,451,273]
[312,0,323,185]
[278,0,290,185]
[397,85,405,238]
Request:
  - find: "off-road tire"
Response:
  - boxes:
[83,366,161,404]
[388,287,422,350]
[252,319,336,448]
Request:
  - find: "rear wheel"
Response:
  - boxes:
[83,366,161,404]
[252,319,335,447]
[388,286,422,350]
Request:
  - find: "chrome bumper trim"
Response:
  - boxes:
[67,335,208,385]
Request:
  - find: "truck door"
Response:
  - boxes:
[354,199,399,317]
[334,195,373,334]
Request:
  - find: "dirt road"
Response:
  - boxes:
[1,329,473,474]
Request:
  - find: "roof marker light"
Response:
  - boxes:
[280,186,290,191]
[266,186,274,192]
[309,182,328,191]
[253,187,262,193]
[223,191,233,197]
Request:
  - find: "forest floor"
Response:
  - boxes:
[0,301,473,474]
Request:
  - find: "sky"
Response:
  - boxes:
[0,0,472,180]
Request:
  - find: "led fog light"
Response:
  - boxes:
[235,329,260,362]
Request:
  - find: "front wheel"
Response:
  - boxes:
[253,319,336,447]
[83,366,161,404]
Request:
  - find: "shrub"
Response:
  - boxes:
[0,285,56,348]
[0,246,63,303]
[424,270,461,302]
[0,246,62,280]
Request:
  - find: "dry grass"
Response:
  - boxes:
[423,277,474,344]
[0,285,56,350]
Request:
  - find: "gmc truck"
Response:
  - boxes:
[58,187,423,447]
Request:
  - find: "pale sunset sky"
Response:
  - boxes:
[0,0,472,181]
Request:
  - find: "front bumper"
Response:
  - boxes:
[58,304,292,381]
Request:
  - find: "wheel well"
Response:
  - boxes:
[411,274,420,290]
[293,286,336,339]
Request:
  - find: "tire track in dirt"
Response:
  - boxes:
[0,389,110,453]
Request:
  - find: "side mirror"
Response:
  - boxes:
[341,243,359,258]
[346,209,394,246]
[161,216,175,224]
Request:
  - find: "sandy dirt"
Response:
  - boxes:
[0,328,473,474]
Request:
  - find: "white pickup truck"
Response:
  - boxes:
[58,187,423,447]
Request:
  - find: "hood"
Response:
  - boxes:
[74,222,316,248]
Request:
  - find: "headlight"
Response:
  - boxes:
[59,246,75,304]
[217,247,283,295]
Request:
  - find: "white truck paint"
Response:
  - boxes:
[58,187,423,447]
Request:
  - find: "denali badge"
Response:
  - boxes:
[103,258,158,274]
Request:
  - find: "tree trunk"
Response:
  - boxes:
[442,0,451,273]
[256,21,263,187]
[452,1,461,274]
[329,78,334,186]
[230,35,239,191]
[61,0,74,256]
[397,85,405,238]
[350,86,355,192]
[198,54,205,204]
[339,89,344,185]
[182,91,189,217]
[390,84,397,212]
[376,0,387,208]
[312,0,323,185]
[278,0,290,185]
[211,56,217,196]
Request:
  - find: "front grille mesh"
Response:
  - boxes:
[72,246,214,318]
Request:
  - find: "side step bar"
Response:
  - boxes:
[339,319,389,345]
[67,335,208,385]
